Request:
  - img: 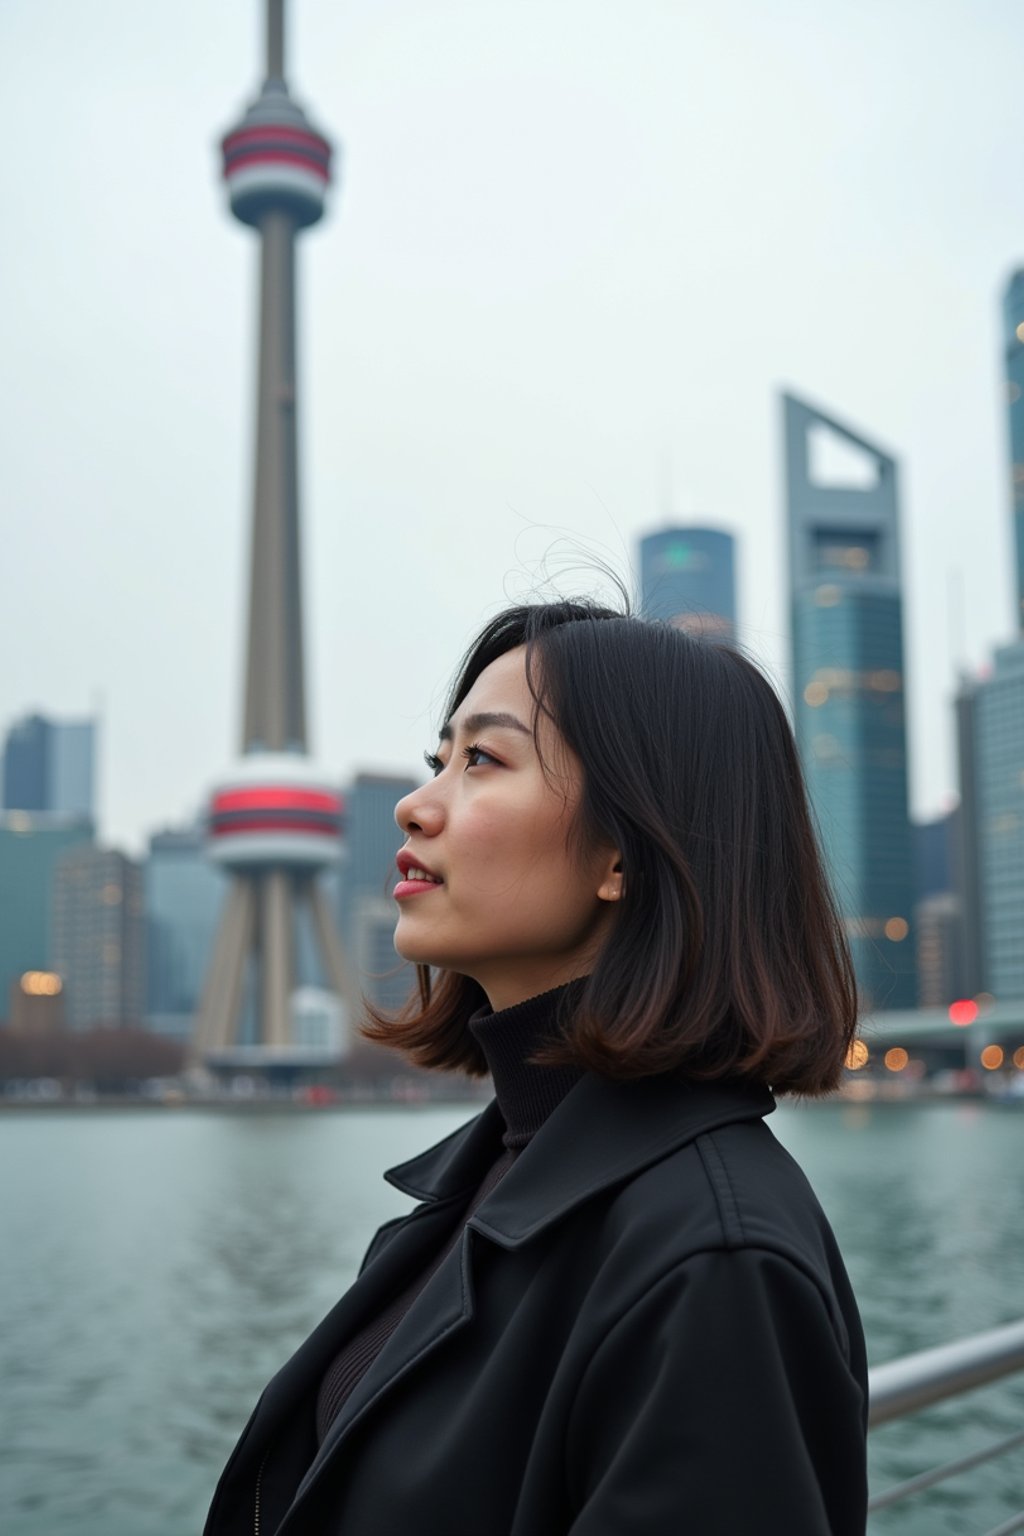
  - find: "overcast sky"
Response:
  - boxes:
[2,0,1022,855]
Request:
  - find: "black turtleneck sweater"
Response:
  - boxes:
[314,984,583,1444]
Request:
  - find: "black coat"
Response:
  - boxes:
[204,1075,868,1535]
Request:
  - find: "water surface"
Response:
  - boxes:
[2,1101,1022,1534]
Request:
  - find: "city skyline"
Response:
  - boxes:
[3,0,1023,854]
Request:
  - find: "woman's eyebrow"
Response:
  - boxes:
[438,711,531,743]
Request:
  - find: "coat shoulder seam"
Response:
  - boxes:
[694,1130,746,1247]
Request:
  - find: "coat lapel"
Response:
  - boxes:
[289,1223,476,1513]
[248,1103,503,1457]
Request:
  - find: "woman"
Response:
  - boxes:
[204,599,868,1536]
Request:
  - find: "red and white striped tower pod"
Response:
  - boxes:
[208,756,343,869]
[195,1,354,1064]
[221,83,331,230]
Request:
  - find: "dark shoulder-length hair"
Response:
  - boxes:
[363,598,858,1095]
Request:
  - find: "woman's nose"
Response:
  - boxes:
[395,783,444,836]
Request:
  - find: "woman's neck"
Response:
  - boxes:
[468,981,585,1149]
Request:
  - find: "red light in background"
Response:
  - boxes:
[948,999,979,1027]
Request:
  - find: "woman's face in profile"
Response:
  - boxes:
[393,646,620,1010]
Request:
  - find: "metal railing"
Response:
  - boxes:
[868,1317,1024,1533]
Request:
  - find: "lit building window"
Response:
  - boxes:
[19,971,63,996]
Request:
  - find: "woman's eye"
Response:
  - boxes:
[462,743,498,769]
[423,751,444,777]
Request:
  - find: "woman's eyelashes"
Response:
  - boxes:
[422,743,499,778]
[462,742,499,769]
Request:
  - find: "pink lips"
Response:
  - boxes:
[394,850,444,901]
[394,877,443,900]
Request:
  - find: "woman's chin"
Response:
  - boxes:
[393,931,440,967]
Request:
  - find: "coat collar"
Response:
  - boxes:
[386,1071,776,1248]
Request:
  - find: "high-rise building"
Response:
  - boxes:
[339,773,419,1010]
[1,714,96,820]
[783,393,916,1010]
[639,528,737,639]
[952,274,1024,1002]
[953,684,985,996]
[0,813,94,1020]
[915,893,966,1008]
[49,721,95,819]
[913,813,955,901]
[53,846,145,1029]
[145,827,227,1038]
[2,716,48,811]
[195,0,352,1063]
[1002,270,1024,633]
[955,641,1024,999]
[912,811,965,1007]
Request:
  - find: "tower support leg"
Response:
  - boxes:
[309,878,356,1010]
[192,879,255,1062]
[261,869,294,1047]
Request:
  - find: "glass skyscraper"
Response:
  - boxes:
[145,826,227,1037]
[783,393,916,1010]
[53,846,146,1029]
[1003,270,1024,633]
[338,772,419,1010]
[2,716,49,811]
[639,527,736,639]
[1,713,96,820]
[957,637,1024,1002]
[953,275,1024,1003]
[0,813,94,1020]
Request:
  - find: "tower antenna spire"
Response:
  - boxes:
[267,0,285,78]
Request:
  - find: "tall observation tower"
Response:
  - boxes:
[195,0,352,1062]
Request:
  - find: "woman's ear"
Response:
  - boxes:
[596,854,624,903]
